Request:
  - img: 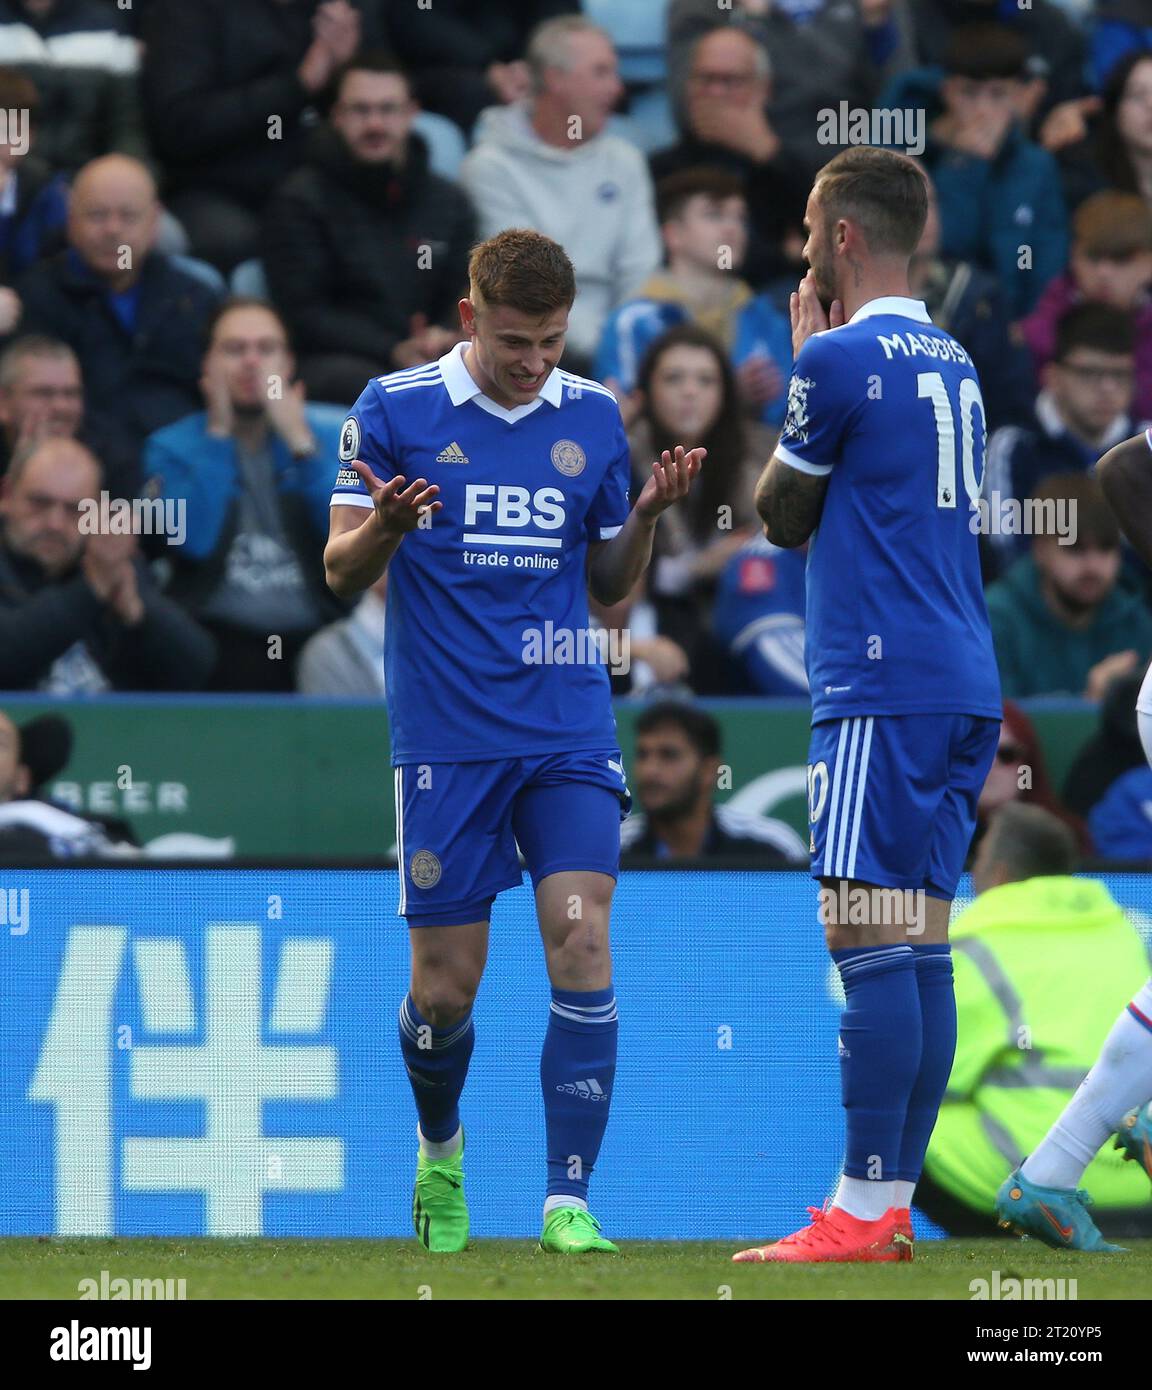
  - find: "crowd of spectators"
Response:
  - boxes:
[4,1,1152,849]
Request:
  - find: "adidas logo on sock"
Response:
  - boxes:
[435,441,469,464]
[557,1078,606,1101]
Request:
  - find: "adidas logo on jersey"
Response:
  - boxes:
[435,441,469,464]
[556,1078,606,1101]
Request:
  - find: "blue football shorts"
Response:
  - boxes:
[807,713,1000,898]
[394,748,631,926]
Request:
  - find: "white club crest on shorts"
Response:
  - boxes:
[551,439,586,477]
[339,417,361,462]
[410,850,441,889]
[783,375,815,444]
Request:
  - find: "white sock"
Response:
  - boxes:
[892,1179,916,1209]
[417,1124,462,1161]
[1022,980,1152,1190]
[833,1174,895,1222]
[543,1195,587,1219]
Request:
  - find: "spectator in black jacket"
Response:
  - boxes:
[385,0,577,135]
[650,27,808,291]
[13,155,222,449]
[620,701,807,863]
[0,437,216,691]
[263,52,475,404]
[142,0,384,271]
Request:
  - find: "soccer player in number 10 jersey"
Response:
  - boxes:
[324,229,704,1254]
[735,148,1003,1262]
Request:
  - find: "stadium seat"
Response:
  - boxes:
[412,110,468,177]
[583,0,669,84]
[230,257,269,299]
[170,253,228,297]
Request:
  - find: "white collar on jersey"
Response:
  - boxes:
[438,341,564,422]
[847,296,933,325]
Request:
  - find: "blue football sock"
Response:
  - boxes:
[895,944,956,1186]
[541,985,618,1202]
[832,945,922,1183]
[398,993,474,1144]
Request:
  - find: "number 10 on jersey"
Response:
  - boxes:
[917,371,987,510]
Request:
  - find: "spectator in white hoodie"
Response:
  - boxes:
[460,15,661,372]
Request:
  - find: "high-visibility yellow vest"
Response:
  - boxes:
[925,875,1151,1214]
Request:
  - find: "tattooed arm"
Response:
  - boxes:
[754,454,830,548]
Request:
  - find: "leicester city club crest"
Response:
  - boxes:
[339,416,361,462]
[551,439,586,477]
[410,850,442,889]
[782,375,815,445]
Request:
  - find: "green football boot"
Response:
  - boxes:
[413,1132,469,1253]
[539,1206,619,1254]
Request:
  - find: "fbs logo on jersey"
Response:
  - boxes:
[339,417,361,462]
[435,441,469,464]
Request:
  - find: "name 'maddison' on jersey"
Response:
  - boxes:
[777,298,1002,722]
[330,346,631,762]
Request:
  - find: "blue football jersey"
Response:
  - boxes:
[776,297,1002,723]
[330,344,631,762]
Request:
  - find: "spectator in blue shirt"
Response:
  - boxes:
[0,69,68,287]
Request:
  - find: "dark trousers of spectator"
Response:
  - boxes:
[300,354,386,411]
[202,622,312,693]
[915,1169,1152,1240]
[166,189,261,275]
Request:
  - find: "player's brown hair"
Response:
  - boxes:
[814,146,928,259]
[1073,191,1152,260]
[468,229,576,318]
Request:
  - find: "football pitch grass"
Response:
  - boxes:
[2,1237,1149,1300]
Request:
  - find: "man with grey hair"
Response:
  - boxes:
[0,335,138,495]
[460,15,660,371]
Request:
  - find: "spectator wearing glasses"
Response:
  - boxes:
[651,26,807,290]
[984,304,1147,574]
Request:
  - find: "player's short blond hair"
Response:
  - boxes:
[468,229,576,319]
[815,147,928,258]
